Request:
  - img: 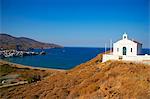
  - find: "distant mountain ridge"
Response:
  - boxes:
[0,33,62,50]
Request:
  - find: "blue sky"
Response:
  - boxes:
[1,0,149,48]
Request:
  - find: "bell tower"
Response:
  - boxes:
[122,33,128,40]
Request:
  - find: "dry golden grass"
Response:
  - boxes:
[1,52,150,99]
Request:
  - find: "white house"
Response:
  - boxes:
[102,33,150,64]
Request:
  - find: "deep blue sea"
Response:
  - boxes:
[3,47,150,70]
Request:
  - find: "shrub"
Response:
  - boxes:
[0,64,16,76]
[26,75,41,83]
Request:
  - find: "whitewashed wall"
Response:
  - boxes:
[113,39,138,56]
[102,54,150,64]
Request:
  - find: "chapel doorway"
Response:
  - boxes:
[123,47,127,55]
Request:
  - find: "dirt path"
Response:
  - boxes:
[0,81,28,89]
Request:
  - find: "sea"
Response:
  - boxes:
[2,47,150,70]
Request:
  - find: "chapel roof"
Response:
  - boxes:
[132,40,142,45]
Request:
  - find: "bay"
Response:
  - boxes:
[3,47,150,70]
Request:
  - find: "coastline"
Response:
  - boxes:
[0,59,66,72]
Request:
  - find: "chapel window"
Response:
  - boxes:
[131,48,132,52]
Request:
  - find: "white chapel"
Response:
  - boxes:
[102,33,150,64]
[113,33,142,56]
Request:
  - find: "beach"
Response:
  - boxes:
[0,59,65,72]
[0,59,65,90]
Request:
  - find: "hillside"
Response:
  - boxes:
[0,33,62,50]
[1,53,150,99]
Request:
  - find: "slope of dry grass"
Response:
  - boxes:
[1,52,150,99]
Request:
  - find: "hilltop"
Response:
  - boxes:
[0,33,62,50]
[0,52,150,99]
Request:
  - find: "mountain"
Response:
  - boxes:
[0,33,62,50]
[1,52,150,99]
